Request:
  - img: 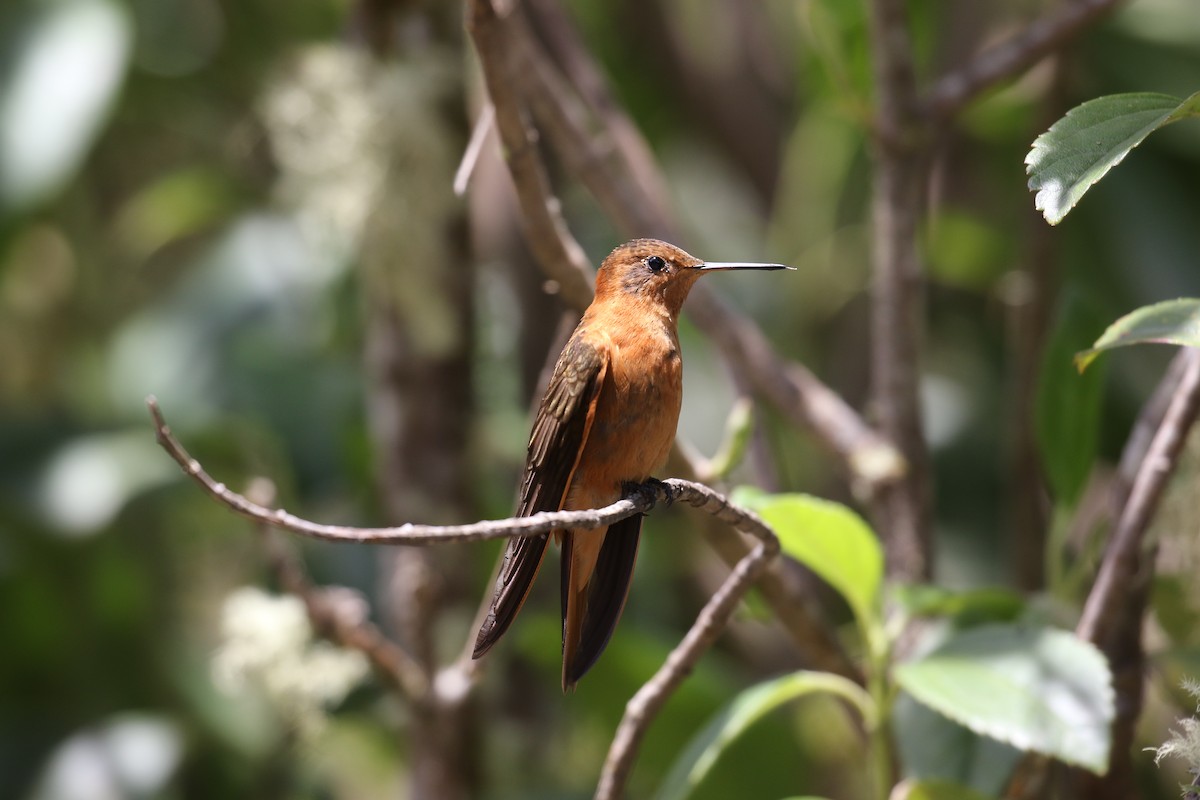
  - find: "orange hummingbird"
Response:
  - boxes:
[472,239,791,690]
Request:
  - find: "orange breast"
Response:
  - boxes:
[571,315,683,500]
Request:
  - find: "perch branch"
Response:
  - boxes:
[923,0,1125,119]
[152,398,788,794]
[150,396,779,551]
[150,395,664,544]
[596,524,780,800]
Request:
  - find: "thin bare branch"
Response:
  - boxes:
[1078,348,1200,642]
[596,540,779,800]
[524,0,676,232]
[923,0,1125,119]
[1070,348,1200,799]
[150,396,782,553]
[466,0,594,311]
[454,102,495,197]
[151,395,653,543]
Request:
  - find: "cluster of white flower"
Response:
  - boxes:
[212,587,369,737]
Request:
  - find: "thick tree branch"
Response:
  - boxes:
[923,0,1125,119]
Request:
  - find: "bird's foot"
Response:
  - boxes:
[642,477,680,508]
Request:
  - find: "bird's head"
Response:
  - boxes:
[594,239,791,318]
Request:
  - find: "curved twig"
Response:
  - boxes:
[151,395,657,544]
[150,395,777,551]
[595,517,780,800]
[923,0,1125,118]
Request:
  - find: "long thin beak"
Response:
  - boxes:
[693,261,794,272]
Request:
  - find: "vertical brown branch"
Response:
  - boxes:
[355,5,481,794]
[1070,349,1200,799]
[867,0,933,580]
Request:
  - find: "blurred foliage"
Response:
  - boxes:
[2,0,1200,798]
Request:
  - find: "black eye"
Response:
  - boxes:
[646,255,666,272]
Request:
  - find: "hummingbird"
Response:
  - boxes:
[472,238,791,690]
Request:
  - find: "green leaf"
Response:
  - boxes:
[731,488,882,628]
[894,690,1022,797]
[890,779,994,800]
[894,624,1114,774]
[655,671,873,800]
[1036,295,1106,503]
[1074,298,1200,372]
[1026,91,1200,225]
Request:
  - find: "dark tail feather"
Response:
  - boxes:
[473,533,551,658]
[562,514,642,690]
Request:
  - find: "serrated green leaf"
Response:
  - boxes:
[655,671,873,800]
[731,488,882,628]
[1036,294,1106,503]
[1026,91,1200,224]
[894,624,1114,773]
[894,690,1021,797]
[1074,298,1200,372]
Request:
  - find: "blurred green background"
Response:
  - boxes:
[2,0,1199,797]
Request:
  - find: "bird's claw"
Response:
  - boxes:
[643,477,679,508]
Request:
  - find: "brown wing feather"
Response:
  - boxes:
[472,333,608,658]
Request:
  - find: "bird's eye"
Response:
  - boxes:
[646,255,666,273]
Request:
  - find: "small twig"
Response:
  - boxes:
[596,526,780,800]
[466,0,594,311]
[454,102,495,197]
[255,503,431,700]
[922,0,1125,119]
[523,0,676,233]
[1078,348,1200,642]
